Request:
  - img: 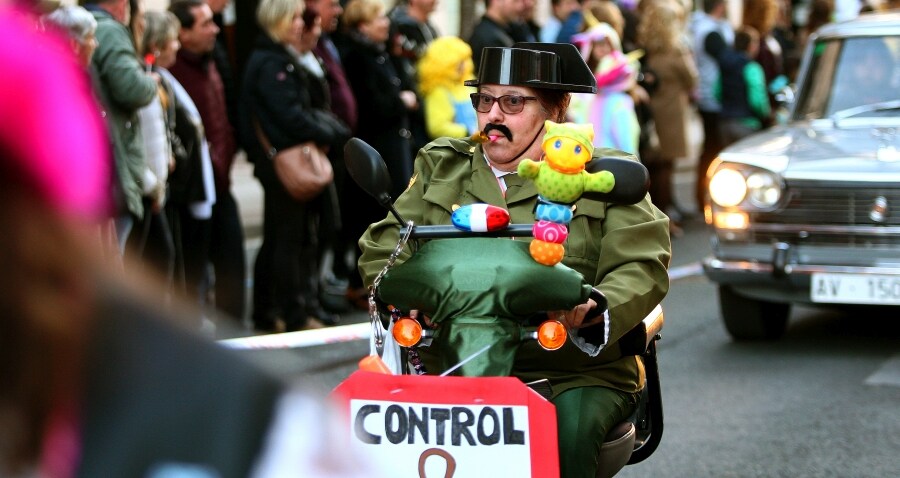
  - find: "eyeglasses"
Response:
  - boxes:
[470,93,538,114]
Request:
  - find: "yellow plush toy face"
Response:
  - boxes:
[542,135,593,172]
[541,121,595,173]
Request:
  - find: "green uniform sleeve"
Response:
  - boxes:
[590,190,671,347]
[358,138,471,286]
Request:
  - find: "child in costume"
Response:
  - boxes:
[569,23,642,155]
[416,36,478,140]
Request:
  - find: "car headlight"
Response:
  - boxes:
[708,168,747,207]
[746,172,781,207]
[708,166,783,209]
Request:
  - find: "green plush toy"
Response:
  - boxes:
[517,120,615,204]
[518,121,616,265]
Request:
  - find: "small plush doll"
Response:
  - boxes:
[519,121,616,265]
[518,121,615,203]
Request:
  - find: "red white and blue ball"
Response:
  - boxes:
[451,203,511,232]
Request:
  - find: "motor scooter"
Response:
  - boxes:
[337,138,664,478]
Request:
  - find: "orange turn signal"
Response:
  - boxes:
[392,317,423,347]
[537,320,567,351]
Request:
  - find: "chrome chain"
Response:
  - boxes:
[369,221,414,350]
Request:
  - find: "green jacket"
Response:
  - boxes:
[90,10,158,219]
[359,137,671,397]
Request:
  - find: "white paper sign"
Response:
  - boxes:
[350,399,532,477]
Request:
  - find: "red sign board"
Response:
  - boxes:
[332,371,559,477]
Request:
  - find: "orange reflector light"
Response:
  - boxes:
[358,354,392,374]
[392,317,423,347]
[537,320,567,351]
[713,211,749,230]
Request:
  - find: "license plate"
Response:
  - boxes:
[811,273,900,305]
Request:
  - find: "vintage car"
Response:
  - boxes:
[703,13,900,340]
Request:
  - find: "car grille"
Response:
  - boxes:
[750,183,900,248]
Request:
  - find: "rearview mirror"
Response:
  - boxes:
[344,137,394,210]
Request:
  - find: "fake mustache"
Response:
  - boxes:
[483,124,513,142]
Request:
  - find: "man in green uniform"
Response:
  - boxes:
[358,42,671,477]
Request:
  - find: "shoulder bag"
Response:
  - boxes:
[252,117,333,201]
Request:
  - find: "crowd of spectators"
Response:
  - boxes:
[31,0,892,334]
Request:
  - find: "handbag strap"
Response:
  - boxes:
[253,115,314,162]
[252,116,279,160]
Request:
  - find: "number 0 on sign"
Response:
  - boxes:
[811,273,900,305]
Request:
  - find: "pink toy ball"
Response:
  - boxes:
[533,220,568,244]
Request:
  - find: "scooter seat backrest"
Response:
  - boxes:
[596,421,636,478]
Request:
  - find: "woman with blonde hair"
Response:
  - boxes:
[416,36,478,140]
[637,0,697,234]
[239,0,350,332]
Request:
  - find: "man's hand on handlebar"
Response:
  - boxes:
[551,298,603,329]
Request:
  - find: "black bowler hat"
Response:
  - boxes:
[465,42,597,94]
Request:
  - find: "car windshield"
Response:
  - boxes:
[793,35,900,120]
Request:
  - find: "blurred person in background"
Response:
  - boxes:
[688,0,732,214]
[416,35,478,140]
[715,26,771,145]
[239,0,349,332]
[42,4,99,67]
[637,0,697,236]
[292,4,352,316]
[798,0,834,53]
[584,0,625,41]
[304,0,360,310]
[388,0,439,62]
[169,0,246,325]
[339,0,418,282]
[570,22,641,154]
[128,0,178,299]
[510,0,539,42]
[387,0,437,169]
[142,9,218,319]
[743,0,785,123]
[540,0,582,43]
[0,7,386,477]
[206,0,239,130]
[82,0,159,252]
[41,4,124,267]
[467,0,523,69]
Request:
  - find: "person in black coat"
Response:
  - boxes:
[467,0,522,70]
[340,0,417,199]
[338,0,418,267]
[238,0,350,332]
